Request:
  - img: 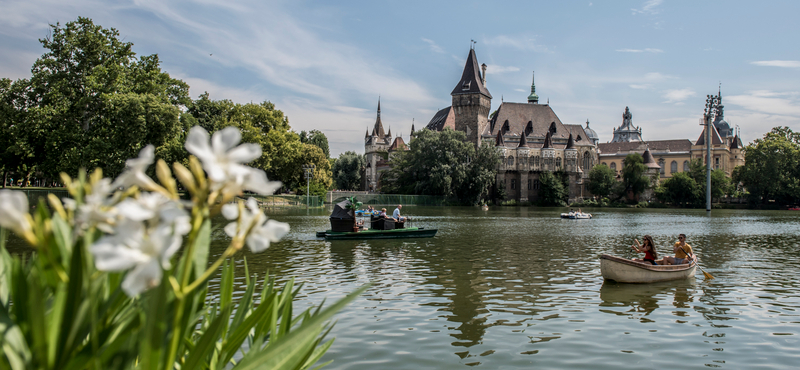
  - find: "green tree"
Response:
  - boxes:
[587,164,615,198]
[538,171,568,206]
[737,126,800,205]
[332,151,365,190]
[299,129,330,159]
[16,17,189,178]
[619,153,651,201]
[382,129,499,205]
[656,172,701,207]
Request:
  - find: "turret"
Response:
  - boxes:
[527,71,539,104]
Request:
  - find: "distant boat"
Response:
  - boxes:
[560,211,592,219]
[788,206,800,211]
[599,254,696,283]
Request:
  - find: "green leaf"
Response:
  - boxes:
[192,219,211,279]
[184,305,232,370]
[233,284,369,370]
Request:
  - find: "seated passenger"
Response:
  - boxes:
[663,234,694,265]
[392,204,406,222]
[631,235,661,265]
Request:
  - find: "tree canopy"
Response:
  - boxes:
[381,129,499,205]
[332,151,365,190]
[618,153,651,201]
[537,171,568,206]
[736,126,800,205]
[299,129,330,159]
[587,164,615,198]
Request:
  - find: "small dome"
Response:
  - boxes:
[584,120,599,140]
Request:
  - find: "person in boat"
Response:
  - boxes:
[631,235,660,265]
[662,234,694,265]
[380,208,387,217]
[392,204,406,222]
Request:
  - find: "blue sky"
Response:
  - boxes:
[2,0,799,156]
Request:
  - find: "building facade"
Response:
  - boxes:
[424,49,600,203]
[598,96,744,180]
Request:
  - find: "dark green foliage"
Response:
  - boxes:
[736,127,800,205]
[537,171,568,206]
[587,164,615,198]
[381,129,499,205]
[656,172,701,207]
[299,130,330,159]
[618,153,651,201]
[332,151,365,190]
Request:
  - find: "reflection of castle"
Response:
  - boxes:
[598,91,744,179]
[363,99,410,191]
[424,48,600,203]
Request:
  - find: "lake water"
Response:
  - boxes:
[5,206,799,368]
[229,206,800,369]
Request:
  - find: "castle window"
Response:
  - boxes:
[534,179,540,190]
[610,162,617,172]
[556,157,562,169]
[658,159,665,175]
[508,156,514,166]
[462,81,471,91]
[528,179,532,190]
[511,179,516,190]
[583,152,592,171]
[671,160,678,173]
[602,162,607,166]
[683,161,689,172]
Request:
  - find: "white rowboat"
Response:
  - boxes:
[599,254,696,283]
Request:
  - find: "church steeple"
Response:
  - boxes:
[372,97,386,138]
[527,71,539,104]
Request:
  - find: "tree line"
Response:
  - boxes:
[0,17,339,197]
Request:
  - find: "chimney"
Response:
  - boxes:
[481,63,487,86]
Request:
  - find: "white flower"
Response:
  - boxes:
[113,145,159,190]
[222,197,289,253]
[91,219,184,296]
[185,126,281,195]
[68,178,117,233]
[0,190,33,237]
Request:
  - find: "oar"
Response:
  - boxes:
[679,246,714,280]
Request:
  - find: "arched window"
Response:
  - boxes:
[683,160,689,172]
[658,159,665,174]
[534,179,540,190]
[670,160,678,173]
[602,162,607,166]
[583,151,592,170]
[556,157,562,169]
[508,156,514,166]
[610,162,617,172]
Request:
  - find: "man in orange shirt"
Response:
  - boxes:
[664,234,694,265]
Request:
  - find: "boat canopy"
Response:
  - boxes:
[330,199,355,219]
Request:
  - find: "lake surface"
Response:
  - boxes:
[5,206,799,368]
[230,206,800,369]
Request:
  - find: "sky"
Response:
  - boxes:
[2,0,800,157]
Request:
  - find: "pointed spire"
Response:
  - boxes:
[387,127,392,138]
[410,118,415,137]
[566,133,575,149]
[495,129,505,147]
[365,127,369,138]
[451,48,492,98]
[518,130,529,148]
[543,131,553,149]
[377,96,381,118]
[642,148,660,169]
[527,71,539,104]
[372,97,386,138]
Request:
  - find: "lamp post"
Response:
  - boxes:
[302,164,316,209]
[703,94,719,212]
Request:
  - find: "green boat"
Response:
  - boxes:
[318,198,437,240]
[316,227,438,240]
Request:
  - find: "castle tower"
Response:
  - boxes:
[527,71,539,104]
[451,48,492,147]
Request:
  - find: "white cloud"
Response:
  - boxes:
[421,38,444,54]
[616,48,663,53]
[485,64,520,74]
[632,0,663,15]
[662,88,696,104]
[726,91,800,117]
[751,60,800,68]
[629,84,652,89]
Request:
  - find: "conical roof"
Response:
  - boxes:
[542,131,553,149]
[642,149,661,169]
[730,134,742,149]
[695,123,723,146]
[495,129,505,147]
[372,98,386,138]
[565,133,576,149]
[451,49,492,98]
[517,130,529,148]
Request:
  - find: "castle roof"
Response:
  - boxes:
[425,106,455,131]
[486,102,569,142]
[565,133,575,149]
[495,129,505,147]
[451,49,492,99]
[372,99,386,138]
[389,136,408,151]
[730,134,742,149]
[597,139,692,155]
[517,130,529,148]
[642,149,661,169]
[695,123,723,146]
[542,131,553,149]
